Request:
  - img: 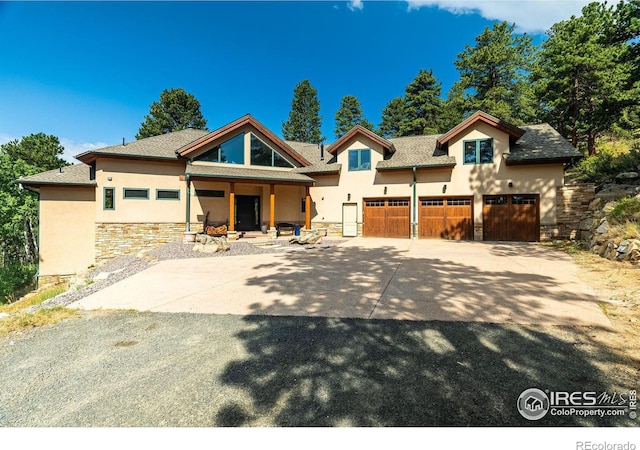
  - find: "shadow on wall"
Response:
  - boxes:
[214,244,636,426]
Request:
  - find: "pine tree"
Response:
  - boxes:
[454,21,537,125]
[378,97,407,138]
[334,95,374,138]
[136,88,207,139]
[441,82,467,132]
[399,69,444,136]
[534,2,637,154]
[282,80,325,143]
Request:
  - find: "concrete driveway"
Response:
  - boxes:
[70,238,610,327]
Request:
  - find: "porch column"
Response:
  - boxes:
[269,184,275,229]
[305,185,311,230]
[229,182,235,232]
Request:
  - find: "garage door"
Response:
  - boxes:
[483,195,539,242]
[363,198,410,238]
[419,197,473,240]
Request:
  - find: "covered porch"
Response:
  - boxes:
[184,164,315,240]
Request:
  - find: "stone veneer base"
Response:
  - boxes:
[95,222,201,260]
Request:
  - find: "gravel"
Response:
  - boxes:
[37,238,344,309]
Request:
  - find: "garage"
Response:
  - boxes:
[483,194,540,241]
[363,198,410,238]
[418,197,473,240]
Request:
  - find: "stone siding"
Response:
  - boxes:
[95,222,200,260]
[556,182,596,239]
[312,222,363,237]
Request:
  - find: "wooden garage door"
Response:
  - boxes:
[419,197,473,240]
[483,195,539,241]
[363,198,410,238]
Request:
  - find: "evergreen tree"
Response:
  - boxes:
[334,95,374,138]
[441,82,467,132]
[282,80,325,143]
[399,69,444,136]
[136,88,207,139]
[534,1,638,154]
[454,21,537,125]
[378,97,407,138]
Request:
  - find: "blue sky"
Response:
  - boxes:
[0,1,597,161]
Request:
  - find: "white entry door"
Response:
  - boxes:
[342,203,358,237]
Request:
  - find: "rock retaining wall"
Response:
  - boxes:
[556,182,596,239]
[95,222,201,260]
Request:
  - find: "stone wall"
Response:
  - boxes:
[95,222,200,260]
[556,182,596,239]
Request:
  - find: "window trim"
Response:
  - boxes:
[122,187,149,200]
[195,189,225,198]
[103,187,115,210]
[155,189,181,201]
[348,148,372,171]
[463,138,494,165]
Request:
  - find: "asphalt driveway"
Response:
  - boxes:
[70,239,610,328]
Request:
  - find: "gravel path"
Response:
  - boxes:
[38,238,344,309]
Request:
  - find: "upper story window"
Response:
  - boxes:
[250,134,293,168]
[464,139,493,164]
[348,149,371,171]
[193,133,244,165]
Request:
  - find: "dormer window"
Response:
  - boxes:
[348,148,371,171]
[464,139,493,165]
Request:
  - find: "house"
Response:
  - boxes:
[17,111,583,284]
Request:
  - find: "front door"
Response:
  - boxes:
[235,195,260,231]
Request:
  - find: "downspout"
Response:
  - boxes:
[412,166,417,240]
[35,189,40,289]
[185,174,191,232]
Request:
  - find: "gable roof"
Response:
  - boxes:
[327,125,396,155]
[16,163,95,187]
[176,114,311,167]
[75,128,209,164]
[185,164,314,184]
[437,111,525,148]
[377,134,456,170]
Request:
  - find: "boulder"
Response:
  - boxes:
[596,185,639,202]
[193,235,229,253]
[579,217,595,231]
[615,172,639,181]
[290,230,323,245]
[588,197,603,211]
[596,219,610,235]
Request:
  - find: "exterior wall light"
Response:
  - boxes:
[442,184,447,193]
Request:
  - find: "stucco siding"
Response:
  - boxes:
[95,158,187,223]
[39,186,96,276]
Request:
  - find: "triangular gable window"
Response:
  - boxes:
[250,133,294,168]
[193,133,245,165]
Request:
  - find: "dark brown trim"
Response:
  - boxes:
[437,111,525,149]
[505,157,577,166]
[188,175,313,186]
[176,115,311,166]
[327,125,395,155]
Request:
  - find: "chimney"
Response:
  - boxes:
[122,137,126,146]
[320,143,324,161]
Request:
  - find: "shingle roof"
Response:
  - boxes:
[16,164,95,187]
[286,141,341,174]
[75,128,209,163]
[506,124,583,164]
[185,164,315,184]
[378,135,456,169]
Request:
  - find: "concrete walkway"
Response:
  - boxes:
[70,238,611,327]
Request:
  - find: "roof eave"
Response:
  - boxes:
[376,162,456,171]
[328,126,395,155]
[505,156,581,166]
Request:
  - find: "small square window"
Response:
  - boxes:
[348,149,371,171]
[104,187,115,210]
[463,139,493,165]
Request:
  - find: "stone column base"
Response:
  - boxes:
[227,231,238,241]
[267,228,278,239]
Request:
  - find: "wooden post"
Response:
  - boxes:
[269,184,275,229]
[305,185,311,230]
[229,182,235,232]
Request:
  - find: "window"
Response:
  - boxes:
[195,189,225,198]
[193,133,245,165]
[123,188,149,200]
[348,149,371,171]
[250,134,293,168]
[463,139,493,164]
[103,187,115,210]
[156,189,180,200]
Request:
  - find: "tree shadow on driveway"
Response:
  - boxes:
[217,244,637,426]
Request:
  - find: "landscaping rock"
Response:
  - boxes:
[290,230,323,245]
[579,217,596,231]
[588,197,603,211]
[596,219,610,235]
[193,235,229,253]
[615,172,639,181]
[596,185,639,201]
